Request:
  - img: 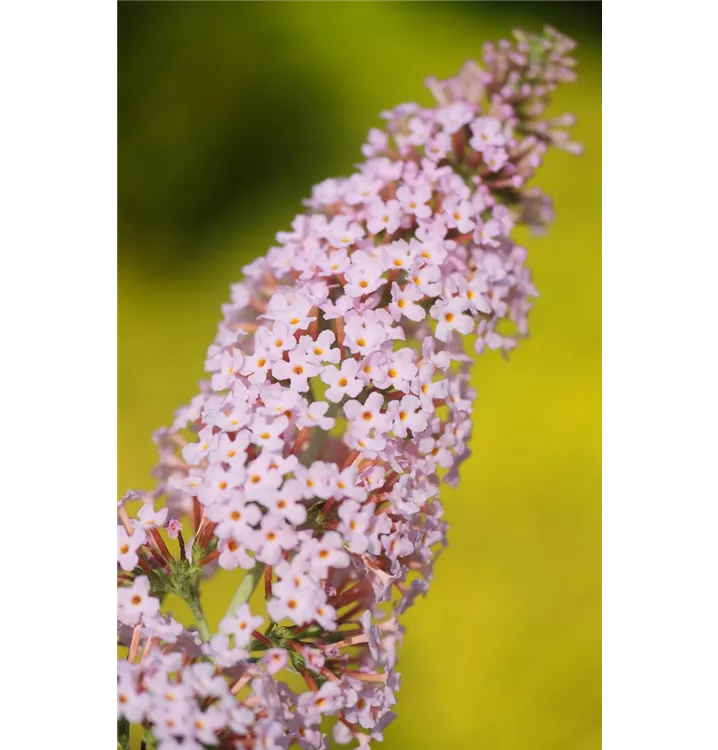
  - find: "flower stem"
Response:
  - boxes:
[117,719,130,750]
[224,562,266,620]
[186,593,211,642]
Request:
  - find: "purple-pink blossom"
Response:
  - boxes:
[118,26,580,750]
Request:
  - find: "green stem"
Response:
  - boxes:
[117,719,130,750]
[224,562,266,620]
[186,593,211,641]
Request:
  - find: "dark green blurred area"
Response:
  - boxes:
[119,1,600,275]
[119,3,601,749]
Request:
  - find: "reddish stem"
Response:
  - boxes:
[290,427,310,456]
[341,449,360,469]
[145,544,169,570]
[251,629,273,647]
[321,666,341,683]
[339,603,364,623]
[299,669,318,692]
[192,498,202,532]
[331,582,363,610]
[150,528,172,562]
[335,317,345,351]
[264,565,273,599]
[199,549,221,567]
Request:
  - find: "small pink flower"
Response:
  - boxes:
[407,262,442,297]
[298,681,345,720]
[184,663,228,698]
[299,329,340,365]
[142,613,183,644]
[241,348,272,385]
[361,127,388,158]
[243,453,284,503]
[442,196,477,234]
[134,503,168,531]
[219,603,264,648]
[430,296,476,341]
[212,432,250,467]
[265,479,307,525]
[344,173,383,206]
[253,515,297,566]
[271,351,321,393]
[267,582,317,626]
[263,648,289,675]
[117,675,150,723]
[321,359,364,403]
[164,517,182,540]
[383,240,413,272]
[204,633,248,668]
[257,322,297,362]
[217,538,255,571]
[117,526,145,571]
[197,463,246,506]
[343,310,390,356]
[338,500,374,554]
[396,183,432,219]
[298,400,336,431]
[424,131,452,161]
[303,646,326,671]
[324,215,365,248]
[366,199,402,235]
[191,705,227,746]
[484,145,509,172]
[474,216,503,247]
[206,494,261,540]
[317,247,351,276]
[469,116,507,152]
[388,394,429,438]
[181,425,219,465]
[117,576,159,627]
[389,281,425,323]
[299,531,350,578]
[334,466,368,502]
[250,414,289,453]
[208,349,244,391]
[435,101,474,134]
[343,253,385,298]
[344,392,392,435]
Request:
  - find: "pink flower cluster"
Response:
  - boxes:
[118,27,579,750]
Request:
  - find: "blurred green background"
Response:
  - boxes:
[118,2,601,748]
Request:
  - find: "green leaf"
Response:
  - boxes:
[117,719,130,750]
[142,728,158,748]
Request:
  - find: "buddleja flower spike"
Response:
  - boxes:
[118,26,580,750]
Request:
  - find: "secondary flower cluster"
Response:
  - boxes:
[118,26,579,750]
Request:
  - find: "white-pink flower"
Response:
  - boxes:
[117,576,159,627]
[344,392,392,435]
[430,296,476,340]
[469,116,507,152]
[321,359,363,403]
[389,281,425,322]
[366,198,402,235]
[396,183,432,219]
[219,603,264,648]
[117,526,146,571]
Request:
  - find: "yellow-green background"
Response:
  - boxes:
[119,2,601,748]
